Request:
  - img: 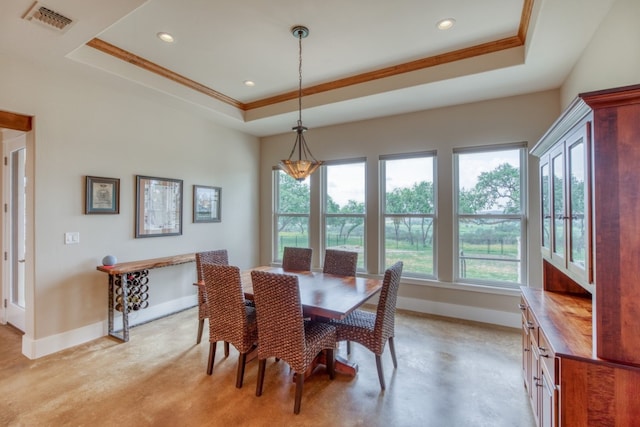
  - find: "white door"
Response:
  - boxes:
[3,131,26,331]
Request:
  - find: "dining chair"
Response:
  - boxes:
[322,248,359,353]
[282,247,313,271]
[331,261,403,390]
[251,270,336,414]
[195,250,230,356]
[202,264,258,388]
[322,249,358,276]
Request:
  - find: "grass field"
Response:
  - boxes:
[278,230,521,283]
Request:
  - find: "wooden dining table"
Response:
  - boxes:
[240,266,383,376]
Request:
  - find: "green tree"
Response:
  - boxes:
[277,173,309,233]
[385,181,434,247]
[341,200,365,241]
[463,163,521,214]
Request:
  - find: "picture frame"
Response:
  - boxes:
[135,175,183,238]
[85,176,120,214]
[193,185,221,223]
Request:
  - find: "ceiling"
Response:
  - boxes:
[0,0,616,137]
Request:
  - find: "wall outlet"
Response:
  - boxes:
[64,232,79,245]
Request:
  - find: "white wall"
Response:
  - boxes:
[260,90,561,327]
[561,0,640,107]
[0,55,260,357]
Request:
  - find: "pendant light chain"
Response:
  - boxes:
[298,29,303,127]
[278,25,323,182]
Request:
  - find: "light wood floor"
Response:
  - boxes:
[0,307,535,426]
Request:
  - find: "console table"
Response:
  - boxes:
[96,253,196,341]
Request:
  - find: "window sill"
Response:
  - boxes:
[383,274,522,297]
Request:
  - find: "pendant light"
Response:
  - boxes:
[279,25,323,181]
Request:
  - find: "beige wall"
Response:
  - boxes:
[260,90,561,325]
[0,55,260,357]
[2,0,638,357]
[561,0,640,107]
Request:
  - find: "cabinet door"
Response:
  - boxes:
[520,300,532,393]
[550,147,565,264]
[566,125,592,283]
[540,368,557,427]
[540,157,551,257]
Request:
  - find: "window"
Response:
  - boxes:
[323,160,366,270]
[381,153,436,277]
[454,144,527,286]
[273,170,310,263]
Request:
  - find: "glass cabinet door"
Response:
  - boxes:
[568,139,585,269]
[551,149,565,261]
[540,160,551,255]
[566,125,591,282]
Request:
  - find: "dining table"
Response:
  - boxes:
[236,266,384,376]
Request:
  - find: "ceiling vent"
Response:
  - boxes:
[22,2,74,33]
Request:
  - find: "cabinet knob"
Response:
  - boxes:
[526,321,535,330]
[518,303,526,310]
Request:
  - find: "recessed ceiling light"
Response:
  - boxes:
[157,32,174,43]
[243,80,256,87]
[436,18,456,30]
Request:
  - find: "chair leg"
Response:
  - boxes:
[207,342,217,375]
[388,336,398,369]
[236,352,247,388]
[294,370,304,414]
[347,341,351,355]
[326,348,335,380]
[224,341,230,357]
[375,354,386,390]
[256,359,266,397]
[196,319,205,344]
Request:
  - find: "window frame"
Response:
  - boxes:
[272,168,311,264]
[321,158,367,272]
[380,151,437,279]
[453,143,528,288]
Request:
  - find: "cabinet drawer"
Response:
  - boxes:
[526,311,539,345]
[538,329,557,385]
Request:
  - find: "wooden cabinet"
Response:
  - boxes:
[526,84,640,426]
[534,104,593,291]
[520,294,558,427]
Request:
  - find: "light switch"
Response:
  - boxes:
[64,232,80,245]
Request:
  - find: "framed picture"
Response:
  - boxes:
[85,176,119,214]
[193,185,221,223]
[135,175,183,238]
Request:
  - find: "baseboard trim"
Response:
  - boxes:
[22,295,197,359]
[396,296,520,329]
[22,293,519,359]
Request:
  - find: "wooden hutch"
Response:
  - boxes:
[524,84,640,426]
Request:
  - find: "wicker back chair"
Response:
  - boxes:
[282,247,313,271]
[202,264,258,388]
[195,250,229,348]
[251,270,336,414]
[322,249,358,276]
[331,261,403,390]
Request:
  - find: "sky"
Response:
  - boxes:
[325,150,520,206]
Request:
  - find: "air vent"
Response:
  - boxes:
[23,2,74,33]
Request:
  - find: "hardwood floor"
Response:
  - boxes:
[0,308,534,426]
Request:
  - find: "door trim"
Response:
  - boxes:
[1,110,35,358]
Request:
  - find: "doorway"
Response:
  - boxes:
[3,132,27,331]
[0,110,33,338]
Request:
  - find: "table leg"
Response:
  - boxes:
[108,273,130,342]
[121,273,129,342]
[108,275,114,337]
[335,354,358,376]
[297,349,359,381]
